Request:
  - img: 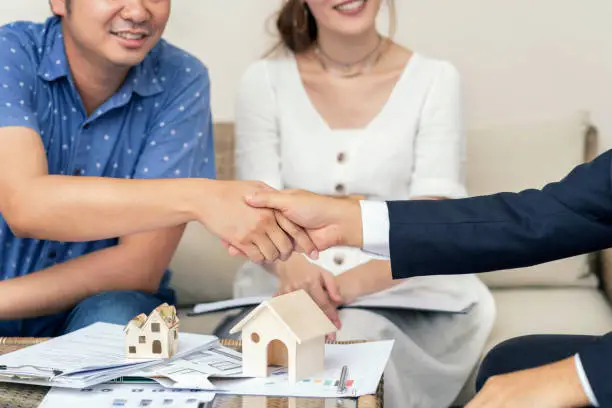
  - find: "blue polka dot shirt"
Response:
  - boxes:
[0,17,216,283]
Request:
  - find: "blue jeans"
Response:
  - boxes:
[0,290,173,337]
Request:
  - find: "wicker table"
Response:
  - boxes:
[0,338,383,408]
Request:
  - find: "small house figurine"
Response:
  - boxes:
[124,303,179,359]
[229,290,337,383]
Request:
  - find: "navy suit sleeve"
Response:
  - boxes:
[388,149,612,278]
[388,150,612,406]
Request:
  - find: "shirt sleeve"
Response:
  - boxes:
[133,62,215,180]
[234,60,283,190]
[360,200,391,258]
[0,28,40,134]
[575,353,600,407]
[409,61,467,199]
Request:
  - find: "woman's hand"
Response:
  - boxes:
[334,272,362,306]
[274,254,343,338]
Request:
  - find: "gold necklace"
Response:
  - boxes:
[315,36,386,78]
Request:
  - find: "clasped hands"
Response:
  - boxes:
[209,181,361,265]
[204,181,362,336]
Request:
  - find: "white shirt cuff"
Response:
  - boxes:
[575,353,599,407]
[359,200,390,258]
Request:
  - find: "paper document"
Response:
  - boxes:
[127,345,244,389]
[0,322,218,389]
[114,341,393,398]
[193,289,475,315]
[209,340,394,398]
[348,289,475,313]
[39,383,215,408]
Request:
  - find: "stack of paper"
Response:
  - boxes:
[39,383,216,408]
[192,274,481,316]
[0,322,217,389]
[208,340,394,398]
[119,340,395,398]
[0,323,395,400]
[127,344,244,389]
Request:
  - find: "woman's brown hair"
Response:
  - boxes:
[276,0,318,54]
[272,0,396,55]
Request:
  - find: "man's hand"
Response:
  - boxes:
[274,254,343,334]
[467,357,591,408]
[197,182,317,264]
[243,189,364,252]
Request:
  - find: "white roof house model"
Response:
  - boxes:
[230,290,337,382]
[124,303,179,359]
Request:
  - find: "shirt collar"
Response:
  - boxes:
[36,17,69,82]
[37,17,163,98]
[124,53,164,97]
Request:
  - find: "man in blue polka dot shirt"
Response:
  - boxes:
[0,0,316,337]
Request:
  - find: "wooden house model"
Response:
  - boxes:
[124,303,179,359]
[229,290,337,382]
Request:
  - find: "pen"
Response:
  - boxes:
[337,365,349,393]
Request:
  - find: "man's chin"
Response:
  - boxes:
[105,45,152,69]
[108,54,148,69]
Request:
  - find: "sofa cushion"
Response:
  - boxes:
[466,113,589,196]
[466,112,598,288]
[486,288,612,351]
[169,123,242,305]
[477,255,598,289]
[169,222,244,305]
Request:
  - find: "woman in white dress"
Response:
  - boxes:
[229,1,496,406]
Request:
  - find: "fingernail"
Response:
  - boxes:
[310,250,319,260]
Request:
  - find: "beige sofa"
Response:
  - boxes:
[169,112,612,405]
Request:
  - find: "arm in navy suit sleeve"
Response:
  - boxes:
[387,150,612,406]
[388,149,612,278]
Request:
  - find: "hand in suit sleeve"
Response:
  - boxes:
[387,149,612,279]
[384,149,612,406]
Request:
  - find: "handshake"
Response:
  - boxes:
[198,181,365,264]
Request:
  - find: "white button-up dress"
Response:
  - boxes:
[231,53,496,408]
